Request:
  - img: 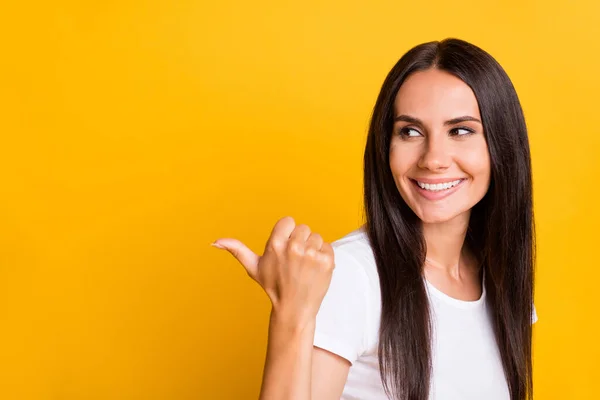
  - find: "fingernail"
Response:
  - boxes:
[211,242,225,249]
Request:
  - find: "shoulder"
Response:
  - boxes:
[330,224,380,290]
[325,225,382,354]
[314,225,383,362]
[331,223,370,250]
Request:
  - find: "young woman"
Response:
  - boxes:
[212,38,538,400]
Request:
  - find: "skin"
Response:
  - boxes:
[213,217,350,400]
[212,67,493,399]
[390,67,491,299]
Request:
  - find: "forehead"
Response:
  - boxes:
[394,68,481,120]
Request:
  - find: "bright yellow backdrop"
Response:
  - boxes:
[0,0,598,399]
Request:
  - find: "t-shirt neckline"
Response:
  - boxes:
[423,269,486,309]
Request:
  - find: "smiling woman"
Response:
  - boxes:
[390,69,491,223]
[213,38,537,400]
[361,38,536,400]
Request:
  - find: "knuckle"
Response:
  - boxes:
[320,252,335,269]
[304,247,318,259]
[312,232,322,240]
[269,238,285,252]
[288,240,305,256]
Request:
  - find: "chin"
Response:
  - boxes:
[417,213,457,224]
[413,207,469,225]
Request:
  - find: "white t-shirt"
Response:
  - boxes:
[314,225,538,400]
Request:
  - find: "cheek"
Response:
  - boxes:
[389,145,418,177]
[461,147,491,187]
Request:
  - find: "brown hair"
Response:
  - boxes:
[363,38,535,400]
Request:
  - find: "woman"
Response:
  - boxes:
[212,38,538,400]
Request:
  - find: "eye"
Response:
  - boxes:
[450,127,475,136]
[399,127,423,138]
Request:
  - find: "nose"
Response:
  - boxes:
[417,135,452,171]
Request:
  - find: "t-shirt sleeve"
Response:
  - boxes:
[313,245,369,365]
[532,303,538,324]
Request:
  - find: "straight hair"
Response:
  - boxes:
[363,38,535,400]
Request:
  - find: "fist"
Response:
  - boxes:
[212,216,335,322]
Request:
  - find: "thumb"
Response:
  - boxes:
[212,238,260,279]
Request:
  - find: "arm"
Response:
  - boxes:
[311,347,351,399]
[258,311,315,400]
[213,217,350,400]
[258,311,351,400]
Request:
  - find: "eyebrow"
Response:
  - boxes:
[393,114,482,126]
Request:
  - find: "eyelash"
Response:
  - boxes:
[398,126,475,138]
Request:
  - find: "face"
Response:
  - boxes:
[389,68,491,224]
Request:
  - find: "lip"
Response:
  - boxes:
[410,178,467,201]
[412,177,467,184]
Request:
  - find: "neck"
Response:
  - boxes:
[422,211,476,279]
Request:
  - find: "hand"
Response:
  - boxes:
[212,216,335,324]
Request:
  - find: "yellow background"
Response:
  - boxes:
[1,0,598,399]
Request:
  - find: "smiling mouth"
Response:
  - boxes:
[412,179,466,192]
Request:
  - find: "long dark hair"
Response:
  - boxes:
[363,38,535,400]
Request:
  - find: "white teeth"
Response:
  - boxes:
[417,179,462,191]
